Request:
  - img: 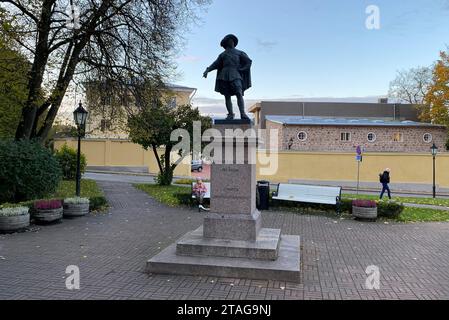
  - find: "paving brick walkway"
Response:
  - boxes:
[1,181,449,300]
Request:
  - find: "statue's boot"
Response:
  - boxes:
[225,103,234,120]
[238,105,250,120]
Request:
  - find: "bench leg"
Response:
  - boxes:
[336,197,342,216]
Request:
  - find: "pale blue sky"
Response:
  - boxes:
[176,0,449,102]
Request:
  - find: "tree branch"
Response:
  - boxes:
[1,0,39,23]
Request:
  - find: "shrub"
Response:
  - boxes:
[156,171,174,186]
[64,197,90,204]
[34,199,62,210]
[88,196,108,211]
[352,200,377,208]
[377,201,404,218]
[54,143,87,180]
[0,140,62,203]
[0,207,29,217]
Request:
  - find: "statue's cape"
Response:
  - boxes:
[240,68,252,93]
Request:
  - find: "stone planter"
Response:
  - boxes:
[0,214,30,232]
[63,203,89,217]
[33,207,63,223]
[352,205,378,220]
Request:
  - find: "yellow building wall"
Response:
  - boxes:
[54,140,449,187]
[256,151,449,188]
[54,139,191,177]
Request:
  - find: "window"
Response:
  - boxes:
[297,131,307,141]
[393,133,403,142]
[169,97,177,108]
[340,132,351,141]
[367,132,376,142]
[100,119,111,132]
[423,133,433,143]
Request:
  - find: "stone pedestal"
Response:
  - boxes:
[146,120,301,282]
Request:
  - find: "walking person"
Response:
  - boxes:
[379,168,392,200]
[193,177,209,212]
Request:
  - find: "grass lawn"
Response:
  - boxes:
[134,184,192,207]
[397,207,449,222]
[344,193,449,208]
[51,179,104,199]
[135,183,449,223]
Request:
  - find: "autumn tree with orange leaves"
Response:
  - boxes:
[421,50,449,125]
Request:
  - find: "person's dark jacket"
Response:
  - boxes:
[379,171,390,184]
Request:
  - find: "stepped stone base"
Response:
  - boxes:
[146,233,301,282]
[177,226,281,260]
[203,211,261,241]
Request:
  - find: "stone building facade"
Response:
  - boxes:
[265,116,447,153]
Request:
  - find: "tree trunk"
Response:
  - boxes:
[15,0,54,140]
[152,145,174,186]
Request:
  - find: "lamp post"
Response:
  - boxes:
[431,143,438,199]
[73,102,88,197]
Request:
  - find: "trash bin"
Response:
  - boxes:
[257,180,270,210]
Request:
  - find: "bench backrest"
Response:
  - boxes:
[277,183,341,199]
[191,182,211,198]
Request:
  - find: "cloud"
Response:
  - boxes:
[443,0,449,10]
[256,39,278,51]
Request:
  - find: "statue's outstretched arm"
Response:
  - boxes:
[206,56,221,72]
[203,56,221,78]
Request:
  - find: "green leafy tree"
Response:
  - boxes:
[0,46,28,138]
[128,91,211,185]
[0,9,29,138]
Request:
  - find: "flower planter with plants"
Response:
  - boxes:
[0,207,30,232]
[33,199,63,223]
[352,200,378,220]
[63,197,90,217]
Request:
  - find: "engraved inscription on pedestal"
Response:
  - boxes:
[210,164,256,215]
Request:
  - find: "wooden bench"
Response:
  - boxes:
[272,183,342,214]
[191,182,211,199]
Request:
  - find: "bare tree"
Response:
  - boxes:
[388,66,433,105]
[0,0,209,142]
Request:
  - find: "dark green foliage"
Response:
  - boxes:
[0,43,29,138]
[156,171,174,186]
[446,136,449,151]
[0,140,62,202]
[376,201,404,218]
[54,143,87,180]
[89,196,108,211]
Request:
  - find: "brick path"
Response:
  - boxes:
[1,181,449,300]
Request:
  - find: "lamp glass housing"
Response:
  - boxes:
[73,103,88,126]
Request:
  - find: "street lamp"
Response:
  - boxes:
[73,102,88,197]
[431,143,438,198]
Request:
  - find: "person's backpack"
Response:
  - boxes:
[379,173,383,183]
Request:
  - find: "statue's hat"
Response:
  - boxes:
[220,34,238,48]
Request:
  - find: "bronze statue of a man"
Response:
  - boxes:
[203,34,252,120]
